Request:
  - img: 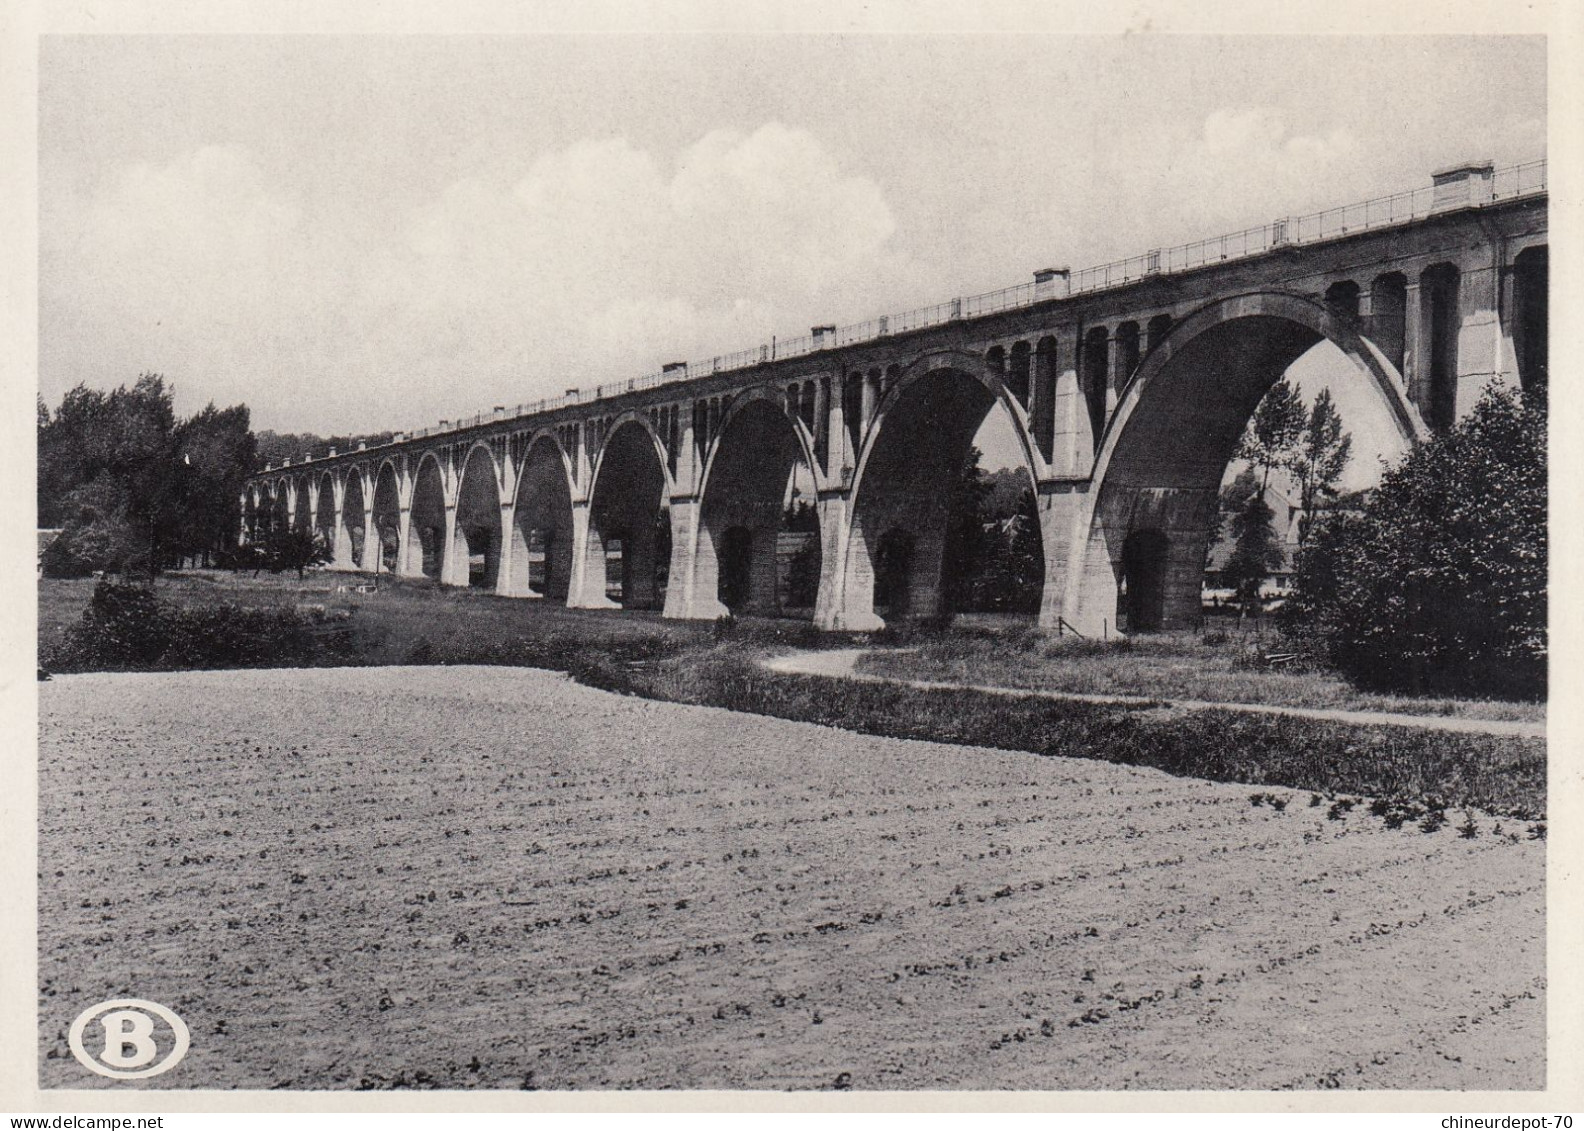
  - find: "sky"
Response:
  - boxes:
[38,34,1545,484]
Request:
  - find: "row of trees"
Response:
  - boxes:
[39,375,256,577]
[1214,379,1354,612]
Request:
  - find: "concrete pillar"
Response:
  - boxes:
[503,517,536,598]
[1455,257,1512,415]
[860,375,877,441]
[331,485,354,570]
[812,377,831,476]
[1051,332,1091,477]
[661,497,727,620]
[1057,486,1217,637]
[1402,279,1425,410]
[1104,332,1124,418]
[359,500,377,572]
[1035,482,1093,630]
[494,502,518,596]
[813,490,882,631]
[566,501,616,609]
[396,506,419,578]
[442,502,465,586]
[824,376,848,483]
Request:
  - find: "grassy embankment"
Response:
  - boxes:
[856,622,1544,723]
[38,572,1547,821]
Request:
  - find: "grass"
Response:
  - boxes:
[596,640,1545,821]
[37,571,1547,820]
[854,619,1544,723]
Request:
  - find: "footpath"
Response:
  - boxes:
[761,648,1546,740]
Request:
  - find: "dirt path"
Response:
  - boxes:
[764,648,1547,739]
[39,666,1543,1091]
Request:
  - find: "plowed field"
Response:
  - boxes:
[38,666,1543,1090]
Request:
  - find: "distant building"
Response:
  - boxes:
[1202,479,1302,608]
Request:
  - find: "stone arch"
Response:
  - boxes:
[371,460,402,573]
[241,488,260,543]
[314,472,337,553]
[509,433,576,599]
[1324,279,1361,319]
[340,467,368,570]
[270,481,289,535]
[693,391,821,618]
[453,443,504,588]
[832,349,1045,629]
[293,476,312,534]
[583,418,670,609]
[1063,289,1426,635]
[406,452,448,580]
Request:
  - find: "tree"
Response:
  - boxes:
[1223,491,1284,617]
[1210,467,1259,549]
[171,403,256,566]
[257,527,331,579]
[1236,378,1307,494]
[940,446,992,614]
[1285,385,1545,699]
[1285,387,1352,545]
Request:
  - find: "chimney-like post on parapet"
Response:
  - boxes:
[1431,160,1495,213]
[1033,267,1070,302]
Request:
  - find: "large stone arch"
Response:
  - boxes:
[292,475,312,534]
[829,349,1044,629]
[582,417,670,609]
[693,390,821,617]
[452,442,504,588]
[314,472,337,555]
[371,460,402,573]
[270,480,289,536]
[507,432,576,599]
[1062,289,1427,635]
[340,466,369,570]
[405,452,448,580]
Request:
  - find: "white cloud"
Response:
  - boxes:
[43,126,912,431]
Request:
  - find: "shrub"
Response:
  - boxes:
[41,580,355,672]
[1285,386,1545,700]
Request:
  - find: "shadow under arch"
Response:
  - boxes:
[1064,289,1427,635]
[453,442,504,588]
[371,460,402,573]
[508,432,576,599]
[832,349,1045,630]
[340,466,368,569]
[405,451,448,580]
[584,417,671,609]
[693,391,822,618]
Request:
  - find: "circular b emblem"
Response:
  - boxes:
[68,998,191,1080]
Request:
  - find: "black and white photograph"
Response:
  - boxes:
[3,3,1576,1116]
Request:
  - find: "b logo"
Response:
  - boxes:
[68,999,190,1080]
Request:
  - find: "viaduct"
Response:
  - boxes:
[242,159,1548,635]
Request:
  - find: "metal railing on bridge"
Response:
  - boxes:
[276,158,1545,470]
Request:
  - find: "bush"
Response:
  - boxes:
[42,580,356,672]
[1285,386,1545,699]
